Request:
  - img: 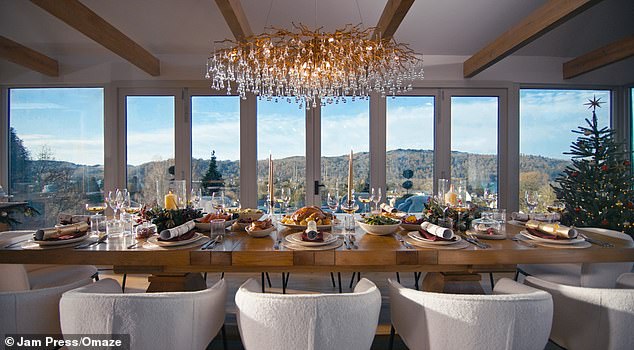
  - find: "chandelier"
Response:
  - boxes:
[205,24,424,109]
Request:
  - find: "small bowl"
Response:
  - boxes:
[357,221,401,236]
[238,212,264,221]
[245,225,275,238]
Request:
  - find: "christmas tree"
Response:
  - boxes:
[201,150,224,195]
[553,97,634,236]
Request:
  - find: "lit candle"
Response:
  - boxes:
[348,149,353,203]
[164,190,178,210]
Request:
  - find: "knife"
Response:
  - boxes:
[74,235,107,249]
[463,236,489,249]
[3,238,31,248]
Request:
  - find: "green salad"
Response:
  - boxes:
[362,215,400,225]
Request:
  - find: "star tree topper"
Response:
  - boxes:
[584,96,603,111]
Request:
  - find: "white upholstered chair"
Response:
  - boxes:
[517,227,633,287]
[0,264,93,335]
[59,278,227,350]
[235,277,381,350]
[0,231,99,288]
[525,274,634,350]
[388,278,553,350]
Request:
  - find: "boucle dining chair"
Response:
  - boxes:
[0,264,93,335]
[387,278,553,350]
[525,274,634,350]
[0,231,99,288]
[516,228,633,287]
[235,277,381,350]
[59,278,227,350]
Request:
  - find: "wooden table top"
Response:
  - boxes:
[1,223,633,274]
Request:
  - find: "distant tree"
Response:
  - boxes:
[201,150,224,194]
[9,127,31,186]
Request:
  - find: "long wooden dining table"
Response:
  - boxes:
[1,223,633,292]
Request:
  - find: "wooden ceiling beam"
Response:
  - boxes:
[30,0,160,76]
[215,0,253,42]
[372,0,415,41]
[0,35,58,76]
[563,35,634,79]
[463,0,604,78]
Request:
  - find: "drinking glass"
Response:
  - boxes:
[190,188,202,209]
[547,200,565,214]
[455,185,470,232]
[327,192,339,213]
[437,178,449,203]
[525,191,539,214]
[107,190,121,219]
[211,191,225,213]
[358,194,371,214]
[282,188,292,213]
[210,219,226,239]
[371,187,382,212]
[89,215,105,238]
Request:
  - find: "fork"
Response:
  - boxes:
[348,234,358,249]
[580,233,614,247]
[394,233,413,249]
[463,233,490,249]
[512,235,536,248]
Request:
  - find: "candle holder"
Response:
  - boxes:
[157,180,186,210]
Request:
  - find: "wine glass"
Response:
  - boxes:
[547,200,565,213]
[455,186,470,232]
[371,187,382,212]
[85,201,107,216]
[525,191,540,214]
[281,188,292,214]
[190,188,201,209]
[211,191,225,213]
[107,190,121,219]
[327,192,339,213]
[357,194,371,214]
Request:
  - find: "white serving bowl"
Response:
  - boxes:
[357,221,401,236]
[245,225,275,238]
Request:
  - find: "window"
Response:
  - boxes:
[191,96,240,206]
[321,98,370,204]
[386,96,435,198]
[257,99,305,211]
[126,96,175,205]
[9,87,104,228]
[519,89,611,212]
[451,96,499,202]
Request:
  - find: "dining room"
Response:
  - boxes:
[1,0,634,349]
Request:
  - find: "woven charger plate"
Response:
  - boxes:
[143,236,210,250]
[21,237,96,250]
[513,235,591,249]
[282,239,343,251]
[405,236,470,250]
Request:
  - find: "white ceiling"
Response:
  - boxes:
[0,0,632,85]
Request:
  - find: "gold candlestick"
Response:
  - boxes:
[348,149,353,203]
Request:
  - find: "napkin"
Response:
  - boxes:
[35,222,89,241]
[525,220,578,239]
[420,221,454,240]
[301,231,324,242]
[159,220,196,240]
[380,203,398,213]
[511,212,560,222]
[418,229,454,241]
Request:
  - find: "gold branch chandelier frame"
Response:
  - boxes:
[206,23,424,109]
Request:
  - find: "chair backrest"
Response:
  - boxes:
[0,264,30,291]
[0,276,91,335]
[616,272,634,289]
[580,227,634,287]
[235,277,381,350]
[388,278,553,350]
[525,275,634,350]
[60,278,226,350]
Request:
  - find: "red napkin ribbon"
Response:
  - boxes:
[301,231,324,242]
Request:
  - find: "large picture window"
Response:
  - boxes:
[9,87,104,228]
[519,89,611,212]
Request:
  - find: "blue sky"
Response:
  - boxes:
[9,88,613,165]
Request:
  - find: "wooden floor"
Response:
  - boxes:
[98,269,561,350]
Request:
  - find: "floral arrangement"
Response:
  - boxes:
[141,206,203,233]
[422,197,483,232]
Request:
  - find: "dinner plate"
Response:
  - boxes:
[407,231,462,245]
[285,232,338,246]
[35,233,89,246]
[520,230,585,245]
[281,223,332,230]
[149,232,206,247]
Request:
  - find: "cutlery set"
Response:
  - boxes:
[201,235,222,250]
[579,233,614,247]
[394,233,413,249]
[74,235,108,249]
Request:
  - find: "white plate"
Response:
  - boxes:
[149,232,206,247]
[408,231,462,245]
[520,230,585,245]
[285,232,338,246]
[281,223,332,230]
[35,234,89,246]
[245,226,275,238]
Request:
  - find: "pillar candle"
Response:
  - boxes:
[164,191,178,210]
[348,149,353,203]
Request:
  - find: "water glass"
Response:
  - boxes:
[211,219,226,238]
[344,214,356,232]
[89,215,105,237]
[106,219,124,238]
